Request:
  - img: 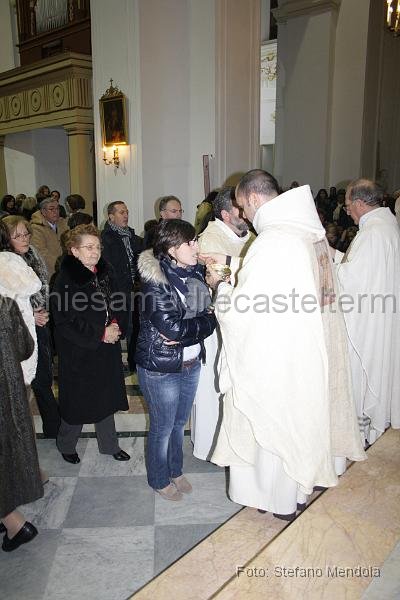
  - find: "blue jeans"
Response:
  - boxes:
[138,360,201,489]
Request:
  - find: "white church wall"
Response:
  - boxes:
[188,0,216,217]
[215,0,261,187]
[139,0,216,225]
[138,0,191,224]
[91,0,143,230]
[33,128,70,202]
[91,0,216,231]
[360,0,384,182]
[274,0,398,195]
[329,0,370,189]
[4,128,69,199]
[376,31,400,193]
[275,5,336,193]
[0,0,16,73]
[4,131,36,196]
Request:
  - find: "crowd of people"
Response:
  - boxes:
[1,173,399,552]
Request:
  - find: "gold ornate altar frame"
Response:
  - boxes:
[0,52,95,210]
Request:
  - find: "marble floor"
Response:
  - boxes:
[0,436,241,600]
[131,429,400,600]
[362,539,400,599]
[9,356,400,599]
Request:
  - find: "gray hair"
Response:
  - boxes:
[159,195,181,212]
[213,187,235,221]
[347,179,383,207]
[39,197,58,210]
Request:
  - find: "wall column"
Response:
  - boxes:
[91,0,143,229]
[215,0,261,187]
[0,136,7,197]
[274,0,341,191]
[65,126,96,216]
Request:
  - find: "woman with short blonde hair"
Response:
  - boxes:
[51,224,130,463]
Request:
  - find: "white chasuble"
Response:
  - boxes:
[212,186,365,514]
[337,207,400,443]
[191,219,254,460]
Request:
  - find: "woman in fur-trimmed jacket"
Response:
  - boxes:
[135,219,215,501]
[0,222,41,385]
[51,224,130,465]
[3,215,61,438]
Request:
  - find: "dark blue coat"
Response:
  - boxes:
[135,250,215,373]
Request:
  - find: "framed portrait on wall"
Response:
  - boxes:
[99,81,128,146]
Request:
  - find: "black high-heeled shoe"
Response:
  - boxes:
[61,452,80,464]
[113,450,130,461]
[2,522,38,552]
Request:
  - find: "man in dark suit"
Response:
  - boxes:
[101,201,143,370]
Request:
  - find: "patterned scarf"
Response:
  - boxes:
[108,221,136,282]
[160,257,211,317]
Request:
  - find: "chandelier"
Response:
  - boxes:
[386,0,400,35]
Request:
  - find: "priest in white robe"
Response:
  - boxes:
[206,170,365,519]
[337,178,400,444]
[191,187,255,460]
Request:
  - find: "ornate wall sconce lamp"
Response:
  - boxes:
[386,0,400,36]
[102,145,120,168]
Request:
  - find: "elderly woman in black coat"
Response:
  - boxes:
[0,295,43,552]
[51,224,130,464]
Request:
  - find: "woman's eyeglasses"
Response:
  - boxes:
[12,232,31,240]
[78,245,102,252]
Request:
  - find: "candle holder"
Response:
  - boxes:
[102,145,120,168]
[386,0,400,35]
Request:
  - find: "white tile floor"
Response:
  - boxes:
[0,437,241,600]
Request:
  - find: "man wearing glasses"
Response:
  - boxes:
[159,195,184,220]
[144,195,183,249]
[337,178,400,446]
[30,198,68,278]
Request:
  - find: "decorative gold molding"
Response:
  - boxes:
[100,79,123,99]
[0,52,93,135]
[273,0,341,22]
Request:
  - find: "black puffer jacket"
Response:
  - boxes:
[135,250,216,372]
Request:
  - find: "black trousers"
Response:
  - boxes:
[31,325,60,437]
[56,414,120,455]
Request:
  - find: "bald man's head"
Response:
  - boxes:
[235,169,279,223]
[345,179,383,224]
